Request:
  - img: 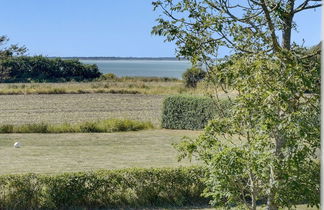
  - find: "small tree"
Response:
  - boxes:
[152,0,321,209]
[182,66,206,88]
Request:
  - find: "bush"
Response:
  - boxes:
[17,123,49,133]
[99,73,117,80]
[0,167,208,209]
[162,95,231,130]
[182,67,206,88]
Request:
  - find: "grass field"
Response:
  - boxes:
[0,80,212,95]
[0,93,164,127]
[0,129,201,174]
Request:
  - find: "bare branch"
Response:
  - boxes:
[294,0,322,13]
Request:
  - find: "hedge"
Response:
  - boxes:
[0,167,208,209]
[161,95,231,130]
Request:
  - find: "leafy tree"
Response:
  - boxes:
[0,35,27,58]
[182,66,206,88]
[152,0,321,209]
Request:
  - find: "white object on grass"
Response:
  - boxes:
[14,142,21,148]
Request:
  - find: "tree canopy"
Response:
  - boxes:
[152,1,321,209]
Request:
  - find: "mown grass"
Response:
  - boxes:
[0,118,153,133]
[0,129,201,174]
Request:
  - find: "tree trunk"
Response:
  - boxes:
[282,16,293,50]
[267,166,279,210]
[267,194,278,210]
[282,0,295,50]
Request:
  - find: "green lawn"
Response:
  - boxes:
[0,129,201,174]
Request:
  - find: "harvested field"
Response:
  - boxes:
[0,129,201,174]
[0,93,164,127]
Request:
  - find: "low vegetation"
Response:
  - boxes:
[0,79,212,95]
[0,56,101,82]
[0,167,207,209]
[182,67,206,88]
[162,95,232,130]
[0,118,153,133]
[99,74,179,82]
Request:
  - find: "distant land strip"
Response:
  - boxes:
[49,56,189,61]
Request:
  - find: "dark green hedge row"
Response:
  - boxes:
[0,56,101,82]
[0,167,208,209]
[162,95,231,130]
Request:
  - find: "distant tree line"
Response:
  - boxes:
[0,35,102,82]
[0,56,101,82]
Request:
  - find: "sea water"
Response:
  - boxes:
[79,59,192,79]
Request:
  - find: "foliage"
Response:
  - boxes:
[161,95,231,130]
[0,35,27,59]
[176,51,320,209]
[0,167,208,209]
[0,118,153,133]
[153,0,321,209]
[182,66,206,88]
[0,56,101,82]
[152,0,321,61]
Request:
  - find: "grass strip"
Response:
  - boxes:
[0,119,153,133]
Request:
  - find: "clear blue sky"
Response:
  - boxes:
[0,0,321,57]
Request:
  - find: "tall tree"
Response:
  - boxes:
[152,1,321,209]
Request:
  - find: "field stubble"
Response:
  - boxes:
[0,93,164,127]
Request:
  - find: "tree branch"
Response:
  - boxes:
[259,0,281,52]
[294,0,322,13]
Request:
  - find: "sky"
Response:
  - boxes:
[0,0,321,57]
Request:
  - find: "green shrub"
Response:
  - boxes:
[100,73,117,80]
[79,121,103,132]
[16,123,49,133]
[0,167,208,209]
[182,67,206,88]
[0,124,13,133]
[162,95,231,130]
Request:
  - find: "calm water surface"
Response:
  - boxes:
[80,60,192,79]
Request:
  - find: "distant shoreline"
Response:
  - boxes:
[50,57,188,61]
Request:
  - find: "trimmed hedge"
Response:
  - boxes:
[0,167,208,209]
[162,95,231,130]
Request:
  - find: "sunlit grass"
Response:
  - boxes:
[0,129,201,174]
[0,80,213,95]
